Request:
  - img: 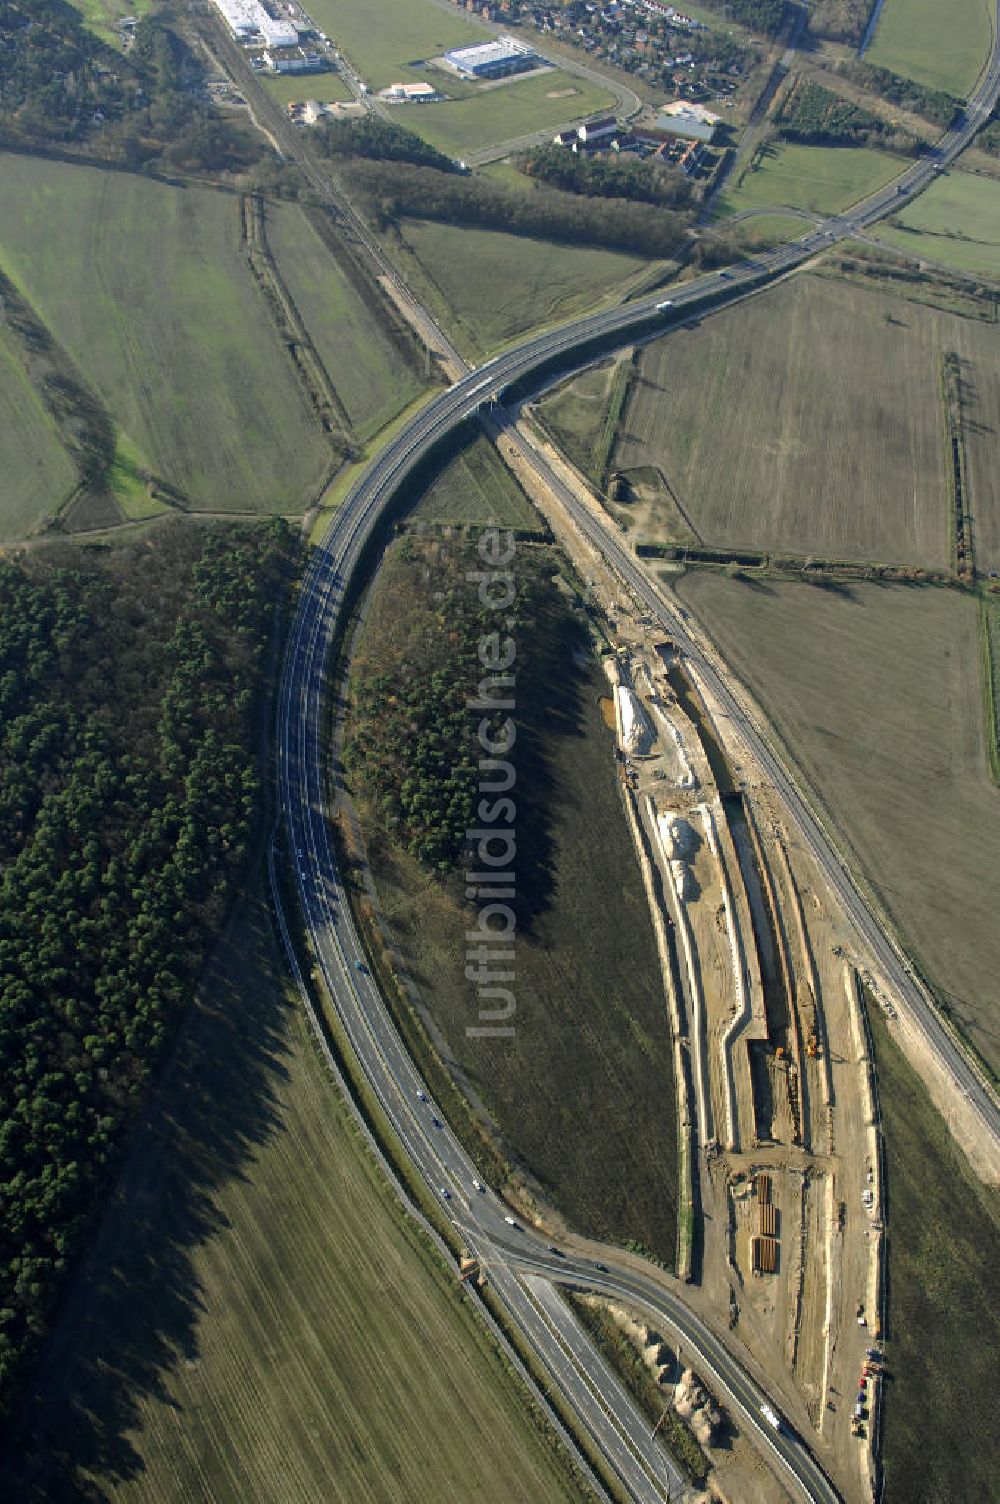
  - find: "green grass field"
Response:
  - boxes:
[0,155,331,514]
[65,0,152,44]
[581,273,966,568]
[409,433,543,528]
[671,573,1000,1074]
[868,1005,1000,1502]
[397,71,616,158]
[871,169,1000,280]
[731,212,812,250]
[866,0,994,96]
[265,201,426,441]
[536,358,627,487]
[347,536,680,1264]
[4,876,589,1503]
[0,327,77,539]
[303,0,484,87]
[717,143,905,216]
[263,70,353,106]
[389,219,650,359]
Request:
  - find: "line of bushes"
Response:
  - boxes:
[776,79,916,151]
[340,157,695,260]
[838,60,960,128]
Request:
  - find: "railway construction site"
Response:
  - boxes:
[496,413,894,1503]
[600,617,883,1503]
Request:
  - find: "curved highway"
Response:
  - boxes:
[278,32,1000,1504]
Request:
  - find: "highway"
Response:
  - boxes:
[276,24,1000,1504]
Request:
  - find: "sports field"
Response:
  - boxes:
[866,0,993,96]
[0,155,331,514]
[398,71,616,157]
[5,880,588,1504]
[717,143,905,216]
[303,0,484,88]
[871,169,1000,280]
[391,219,649,358]
[0,327,77,539]
[671,573,1000,1074]
[265,202,425,440]
[602,274,958,568]
[409,433,542,528]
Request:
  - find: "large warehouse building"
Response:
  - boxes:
[444,36,540,80]
[210,0,299,49]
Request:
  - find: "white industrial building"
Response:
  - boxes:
[444,36,539,79]
[378,81,440,102]
[657,100,721,143]
[210,0,299,49]
[576,115,620,145]
[263,48,325,73]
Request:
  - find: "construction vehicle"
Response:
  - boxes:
[806,1033,820,1058]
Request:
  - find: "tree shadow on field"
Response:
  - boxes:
[504,595,589,936]
[0,881,293,1503]
[804,574,856,599]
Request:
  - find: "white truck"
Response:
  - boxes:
[760,1403,782,1432]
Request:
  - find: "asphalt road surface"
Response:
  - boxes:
[277,22,1000,1502]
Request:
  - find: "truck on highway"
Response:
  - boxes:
[760,1402,782,1431]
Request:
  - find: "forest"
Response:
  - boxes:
[517,145,695,210]
[840,61,959,128]
[316,115,456,172]
[0,522,287,1418]
[340,157,695,260]
[0,1,261,170]
[345,535,561,874]
[807,0,873,44]
[776,80,915,150]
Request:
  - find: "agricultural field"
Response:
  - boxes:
[865,0,993,96]
[4,877,588,1504]
[870,169,1000,280]
[346,535,680,1263]
[396,71,616,158]
[408,433,542,529]
[389,218,650,359]
[0,155,331,514]
[303,0,484,88]
[0,328,77,539]
[717,143,905,216]
[671,572,1000,1074]
[265,202,426,441]
[585,273,971,569]
[868,1005,1000,1502]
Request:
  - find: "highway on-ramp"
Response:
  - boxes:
[278,27,1000,1503]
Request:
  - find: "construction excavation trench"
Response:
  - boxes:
[601,622,885,1504]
